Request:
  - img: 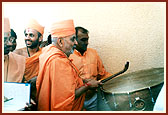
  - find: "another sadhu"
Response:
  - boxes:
[4,17,26,83]
[14,19,44,82]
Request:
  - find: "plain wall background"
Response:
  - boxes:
[3,2,166,75]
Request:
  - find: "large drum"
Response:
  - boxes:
[97,67,164,111]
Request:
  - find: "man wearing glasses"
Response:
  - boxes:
[4,18,26,82]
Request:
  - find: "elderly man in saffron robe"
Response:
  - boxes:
[36,19,101,111]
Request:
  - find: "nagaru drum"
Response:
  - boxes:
[97,67,164,111]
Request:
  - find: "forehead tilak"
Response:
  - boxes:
[25,28,37,34]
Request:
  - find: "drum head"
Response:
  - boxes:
[102,68,164,93]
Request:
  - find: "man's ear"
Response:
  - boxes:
[39,35,43,42]
[57,37,64,47]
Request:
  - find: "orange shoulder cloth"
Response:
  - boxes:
[24,48,42,81]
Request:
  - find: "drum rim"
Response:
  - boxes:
[100,82,164,94]
[101,67,164,94]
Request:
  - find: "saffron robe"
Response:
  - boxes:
[36,44,85,111]
[4,52,26,82]
[24,48,42,81]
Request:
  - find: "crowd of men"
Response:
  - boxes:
[3,17,164,111]
[3,18,112,111]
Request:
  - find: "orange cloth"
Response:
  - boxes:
[4,17,11,37]
[50,20,75,38]
[69,48,112,80]
[25,19,44,35]
[24,48,42,81]
[36,44,85,111]
[4,52,26,82]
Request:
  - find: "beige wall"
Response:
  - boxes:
[3,2,166,74]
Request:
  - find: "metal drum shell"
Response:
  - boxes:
[98,67,164,111]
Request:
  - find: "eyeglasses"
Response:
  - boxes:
[4,36,16,44]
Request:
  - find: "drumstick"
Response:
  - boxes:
[100,61,129,83]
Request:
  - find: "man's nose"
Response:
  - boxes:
[6,40,13,46]
[25,35,31,40]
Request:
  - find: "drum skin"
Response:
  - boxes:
[97,67,164,111]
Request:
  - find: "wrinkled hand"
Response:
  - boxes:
[87,79,102,89]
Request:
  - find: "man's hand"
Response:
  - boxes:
[87,79,101,89]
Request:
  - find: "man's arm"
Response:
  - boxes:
[13,48,22,55]
[13,47,27,57]
[75,79,101,99]
[96,52,112,80]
